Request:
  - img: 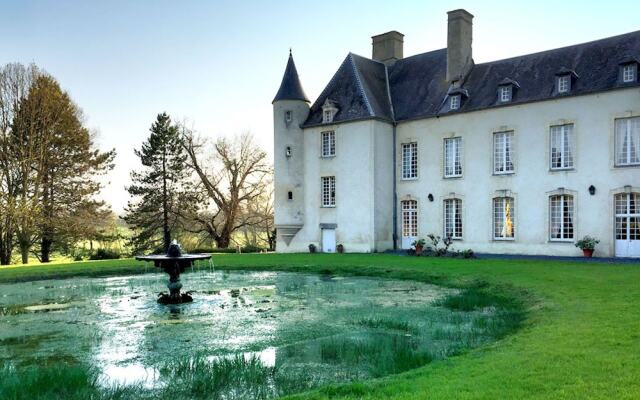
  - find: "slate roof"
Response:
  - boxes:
[273,52,309,103]
[300,30,640,126]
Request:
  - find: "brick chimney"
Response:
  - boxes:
[372,31,404,66]
[446,9,474,83]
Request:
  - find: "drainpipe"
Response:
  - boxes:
[392,122,398,250]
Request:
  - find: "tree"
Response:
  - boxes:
[182,130,272,249]
[123,113,197,254]
[0,63,39,264]
[28,75,115,262]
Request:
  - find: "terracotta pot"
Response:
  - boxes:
[415,245,423,256]
[582,249,594,258]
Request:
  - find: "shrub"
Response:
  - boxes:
[309,244,317,253]
[575,236,599,250]
[88,249,121,260]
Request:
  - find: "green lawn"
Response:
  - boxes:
[1,254,639,399]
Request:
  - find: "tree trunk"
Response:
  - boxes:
[162,151,170,252]
[41,234,52,263]
[20,241,29,264]
[215,235,231,249]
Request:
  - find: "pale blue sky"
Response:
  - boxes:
[1,0,639,212]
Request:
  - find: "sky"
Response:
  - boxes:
[1,0,639,213]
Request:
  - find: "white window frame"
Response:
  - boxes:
[322,109,333,123]
[444,198,463,240]
[550,124,574,170]
[615,117,640,167]
[321,176,336,207]
[450,95,460,110]
[321,131,336,158]
[549,194,575,241]
[401,200,418,238]
[622,64,637,83]
[493,131,515,174]
[499,86,512,102]
[557,75,571,93]
[401,142,418,180]
[493,197,515,240]
[444,137,463,178]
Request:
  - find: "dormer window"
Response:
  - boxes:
[622,63,637,83]
[321,98,339,124]
[499,86,512,102]
[557,75,571,93]
[450,95,460,110]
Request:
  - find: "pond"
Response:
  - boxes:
[0,269,516,399]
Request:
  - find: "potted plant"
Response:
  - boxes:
[308,244,317,254]
[411,239,426,256]
[336,244,344,253]
[575,236,600,257]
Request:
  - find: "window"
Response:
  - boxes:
[285,110,292,123]
[323,109,333,123]
[401,142,418,179]
[444,137,463,177]
[321,176,335,207]
[493,131,514,174]
[444,198,463,239]
[450,95,460,110]
[557,75,571,93]
[499,86,512,102]
[549,195,574,240]
[287,191,293,200]
[615,117,640,166]
[615,192,640,240]
[550,124,574,170]
[401,200,418,238]
[493,197,515,240]
[285,146,292,157]
[623,64,637,83]
[321,131,335,157]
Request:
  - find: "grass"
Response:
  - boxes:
[1,253,639,398]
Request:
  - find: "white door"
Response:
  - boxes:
[615,193,640,257]
[401,200,418,249]
[322,229,336,253]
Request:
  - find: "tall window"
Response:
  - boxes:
[444,137,463,177]
[321,131,336,157]
[557,75,571,93]
[444,198,463,239]
[615,117,640,166]
[401,142,418,179]
[494,131,514,174]
[401,200,418,238]
[615,193,640,240]
[623,64,637,83]
[493,197,515,240]
[285,110,292,123]
[550,124,574,170]
[321,176,335,207]
[499,86,512,102]
[549,195,574,240]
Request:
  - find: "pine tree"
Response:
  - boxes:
[123,113,196,254]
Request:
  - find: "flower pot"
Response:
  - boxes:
[336,244,344,253]
[582,249,594,258]
[415,245,423,256]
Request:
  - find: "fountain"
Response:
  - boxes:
[135,240,211,304]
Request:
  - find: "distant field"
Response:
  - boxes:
[1,253,638,399]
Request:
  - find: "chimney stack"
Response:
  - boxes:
[446,9,473,83]
[372,31,404,66]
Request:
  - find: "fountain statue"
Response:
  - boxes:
[135,240,211,304]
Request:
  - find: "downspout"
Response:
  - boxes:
[392,122,398,250]
[383,63,398,250]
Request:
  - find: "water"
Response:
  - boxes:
[0,270,508,397]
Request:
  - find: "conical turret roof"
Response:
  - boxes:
[273,51,310,103]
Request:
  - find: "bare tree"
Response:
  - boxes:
[182,130,272,248]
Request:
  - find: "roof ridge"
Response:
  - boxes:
[476,29,640,66]
[348,53,375,117]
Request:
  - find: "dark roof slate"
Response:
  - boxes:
[273,52,309,103]
[302,30,640,126]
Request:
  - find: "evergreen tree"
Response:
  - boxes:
[123,113,196,253]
